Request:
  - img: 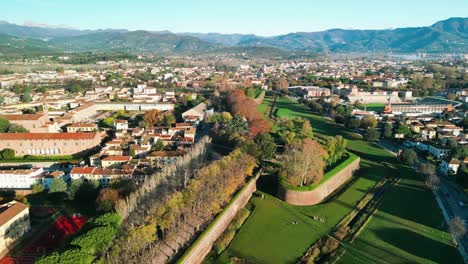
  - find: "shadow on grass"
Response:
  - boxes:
[376,227,460,263]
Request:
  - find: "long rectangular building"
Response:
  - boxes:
[0,167,44,189]
[384,103,452,115]
[0,132,102,156]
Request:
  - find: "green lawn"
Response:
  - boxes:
[216,96,460,264]
[358,103,385,112]
[340,165,462,264]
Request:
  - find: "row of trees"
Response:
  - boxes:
[114,136,211,219]
[105,147,257,263]
[226,89,271,137]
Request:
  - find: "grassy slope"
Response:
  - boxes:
[218,96,460,264]
[340,165,462,264]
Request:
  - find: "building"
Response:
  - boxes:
[182,103,207,123]
[95,102,174,112]
[66,123,98,133]
[70,166,134,187]
[0,112,56,133]
[405,141,450,159]
[289,86,331,98]
[0,167,44,190]
[384,103,452,116]
[101,156,132,168]
[43,171,67,189]
[0,132,102,156]
[114,120,128,131]
[0,201,30,254]
[439,159,460,175]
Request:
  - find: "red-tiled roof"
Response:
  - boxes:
[0,201,28,227]
[70,167,96,174]
[0,113,45,121]
[102,156,131,161]
[0,132,98,140]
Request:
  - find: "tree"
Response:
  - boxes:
[7,124,28,133]
[360,116,377,129]
[418,163,436,176]
[364,128,380,142]
[399,149,417,165]
[96,189,119,212]
[32,183,44,194]
[21,92,32,103]
[449,216,466,239]
[153,139,164,151]
[255,134,276,161]
[0,118,10,132]
[143,109,160,128]
[395,124,412,138]
[280,138,328,187]
[0,96,4,105]
[111,179,137,197]
[278,76,289,91]
[0,148,15,159]
[447,93,456,101]
[425,173,440,191]
[161,114,176,126]
[49,178,67,194]
[347,118,360,129]
[383,123,393,138]
[68,179,84,200]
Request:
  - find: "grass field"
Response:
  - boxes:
[340,165,462,264]
[358,103,385,112]
[216,96,460,264]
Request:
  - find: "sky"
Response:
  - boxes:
[2,0,467,36]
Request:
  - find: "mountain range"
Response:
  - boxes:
[0,18,466,56]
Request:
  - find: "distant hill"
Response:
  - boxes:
[235,18,468,53]
[0,21,127,40]
[179,33,257,46]
[0,34,56,55]
[48,30,220,54]
[0,17,465,56]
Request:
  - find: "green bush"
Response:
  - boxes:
[35,249,94,264]
[214,230,236,255]
[228,208,251,231]
[0,148,15,159]
[70,226,118,255]
[90,213,123,228]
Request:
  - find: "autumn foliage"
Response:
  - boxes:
[143,109,161,128]
[226,89,271,137]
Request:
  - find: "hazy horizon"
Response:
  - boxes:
[2,0,467,36]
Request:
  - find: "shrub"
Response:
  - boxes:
[214,230,236,255]
[228,208,251,231]
[0,148,15,159]
[70,226,118,255]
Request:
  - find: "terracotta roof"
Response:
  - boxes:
[0,132,98,141]
[70,167,96,174]
[0,113,45,121]
[68,123,97,128]
[102,156,131,161]
[0,201,29,227]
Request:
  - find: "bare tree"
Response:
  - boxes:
[449,216,466,239]
[425,173,440,191]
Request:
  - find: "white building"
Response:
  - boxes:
[0,167,44,189]
[439,159,460,175]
